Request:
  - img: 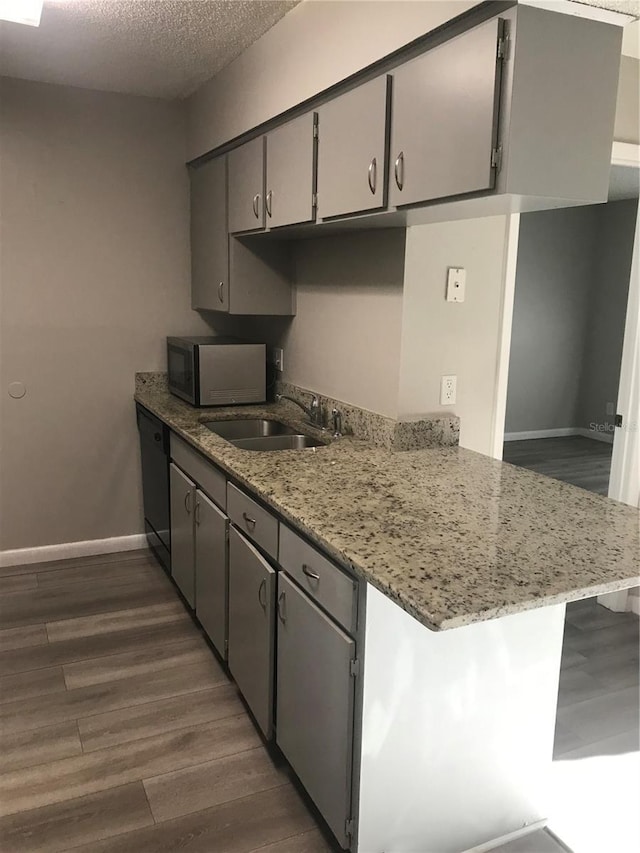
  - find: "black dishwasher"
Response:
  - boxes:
[136,403,171,572]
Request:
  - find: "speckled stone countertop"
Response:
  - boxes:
[135,377,639,632]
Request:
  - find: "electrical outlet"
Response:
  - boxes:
[273,347,284,372]
[440,375,457,405]
[446,268,466,302]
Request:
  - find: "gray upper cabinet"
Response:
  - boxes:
[265,113,317,229]
[389,17,502,207]
[190,156,229,312]
[169,463,196,608]
[228,526,275,739]
[317,76,391,220]
[276,572,356,849]
[195,489,228,659]
[228,137,265,233]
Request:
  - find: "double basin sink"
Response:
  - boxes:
[203,418,326,452]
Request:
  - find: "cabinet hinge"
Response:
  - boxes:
[312,192,318,208]
[313,121,319,140]
[349,658,360,677]
[345,818,355,837]
[491,145,503,172]
[497,35,509,61]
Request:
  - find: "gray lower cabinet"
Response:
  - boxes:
[169,463,196,608]
[195,489,228,659]
[265,113,317,229]
[317,75,390,220]
[190,155,229,311]
[276,572,356,849]
[228,526,276,738]
[228,137,265,234]
[389,16,502,207]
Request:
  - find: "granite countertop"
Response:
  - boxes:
[135,380,639,632]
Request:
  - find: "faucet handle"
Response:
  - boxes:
[332,408,342,438]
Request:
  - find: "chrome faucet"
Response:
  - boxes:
[276,393,323,428]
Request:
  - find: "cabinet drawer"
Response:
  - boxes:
[227,483,278,559]
[278,525,357,634]
[170,434,226,510]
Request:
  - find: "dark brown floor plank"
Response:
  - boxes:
[503,435,612,495]
[0,721,83,773]
[0,574,177,630]
[59,785,317,853]
[36,558,161,590]
[0,550,152,578]
[144,746,288,823]
[78,683,243,753]
[0,666,66,707]
[0,574,37,595]
[63,637,210,690]
[0,658,227,736]
[0,617,198,679]
[46,601,186,643]
[0,624,48,654]
[0,781,153,853]
[248,829,336,853]
[0,715,260,818]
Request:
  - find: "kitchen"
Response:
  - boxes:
[1,2,639,853]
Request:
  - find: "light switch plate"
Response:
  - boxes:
[446,268,466,302]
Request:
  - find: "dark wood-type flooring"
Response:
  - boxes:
[503,436,613,496]
[0,550,637,852]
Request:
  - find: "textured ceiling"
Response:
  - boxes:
[0,0,300,99]
[566,0,638,14]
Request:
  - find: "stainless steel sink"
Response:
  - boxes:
[202,418,326,451]
[229,435,326,451]
[203,419,298,440]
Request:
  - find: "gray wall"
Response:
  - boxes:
[281,231,406,418]
[579,199,638,435]
[505,201,637,437]
[505,206,599,435]
[0,77,213,552]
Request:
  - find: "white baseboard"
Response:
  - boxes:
[0,534,148,568]
[504,428,580,441]
[464,819,548,852]
[504,427,614,444]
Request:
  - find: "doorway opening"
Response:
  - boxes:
[502,198,637,497]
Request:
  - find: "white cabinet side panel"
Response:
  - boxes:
[356,585,565,853]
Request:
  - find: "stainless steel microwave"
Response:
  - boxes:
[167,336,266,407]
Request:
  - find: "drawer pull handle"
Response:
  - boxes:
[277,591,286,623]
[194,500,201,526]
[218,281,224,303]
[242,512,256,530]
[258,578,267,609]
[302,564,320,581]
[266,190,273,218]
[252,193,261,218]
[184,492,192,514]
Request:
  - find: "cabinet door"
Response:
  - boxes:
[228,137,265,233]
[195,489,228,659]
[190,156,229,312]
[317,76,390,220]
[228,527,275,738]
[265,113,316,229]
[276,573,356,849]
[169,463,196,608]
[389,17,503,207]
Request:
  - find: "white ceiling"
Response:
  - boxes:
[0,0,300,99]
[0,1,636,100]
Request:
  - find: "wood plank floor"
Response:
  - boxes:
[0,550,336,853]
[1,550,636,852]
[502,437,613,496]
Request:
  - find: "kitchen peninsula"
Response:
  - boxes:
[135,373,638,853]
